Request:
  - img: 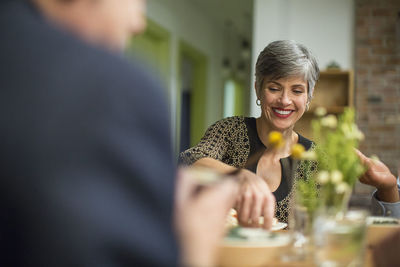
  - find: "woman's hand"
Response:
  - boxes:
[356,149,399,202]
[174,168,240,267]
[235,169,276,229]
[192,157,276,228]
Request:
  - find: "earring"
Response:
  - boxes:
[306,103,310,111]
[256,99,261,106]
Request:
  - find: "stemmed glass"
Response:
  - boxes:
[313,209,369,267]
[281,193,314,262]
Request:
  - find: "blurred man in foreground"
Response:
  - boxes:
[0,0,239,266]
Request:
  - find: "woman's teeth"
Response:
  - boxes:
[273,109,292,115]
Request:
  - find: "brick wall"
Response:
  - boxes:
[353,0,400,200]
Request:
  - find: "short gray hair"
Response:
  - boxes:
[255,40,319,103]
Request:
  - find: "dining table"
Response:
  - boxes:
[217,221,400,267]
[245,249,374,267]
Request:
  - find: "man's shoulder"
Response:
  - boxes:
[1,0,169,133]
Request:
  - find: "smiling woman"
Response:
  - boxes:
[179,40,320,225]
[258,76,308,132]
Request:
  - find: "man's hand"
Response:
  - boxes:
[235,169,276,229]
[174,168,239,267]
[356,149,399,202]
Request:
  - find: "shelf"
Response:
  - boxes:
[317,69,350,76]
[308,106,345,115]
[295,70,354,139]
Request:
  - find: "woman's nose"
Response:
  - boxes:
[279,92,291,105]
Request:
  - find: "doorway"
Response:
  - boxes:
[177,41,208,153]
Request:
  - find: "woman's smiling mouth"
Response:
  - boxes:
[272,108,294,118]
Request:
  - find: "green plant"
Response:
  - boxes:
[294,107,365,215]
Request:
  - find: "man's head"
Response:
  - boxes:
[33,0,147,51]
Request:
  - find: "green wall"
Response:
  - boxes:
[178,41,208,147]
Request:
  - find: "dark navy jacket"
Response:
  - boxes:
[0,1,178,266]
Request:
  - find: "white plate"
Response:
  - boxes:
[226,209,288,230]
[223,227,291,247]
[271,221,287,231]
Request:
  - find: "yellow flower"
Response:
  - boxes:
[268,131,284,149]
[291,144,305,159]
[317,171,330,184]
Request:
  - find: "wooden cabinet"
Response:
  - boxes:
[295,70,354,139]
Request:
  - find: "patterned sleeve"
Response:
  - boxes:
[179,116,245,166]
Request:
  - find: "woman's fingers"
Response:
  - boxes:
[262,192,276,229]
[249,175,276,229]
[249,184,263,227]
[236,172,276,228]
[238,186,253,226]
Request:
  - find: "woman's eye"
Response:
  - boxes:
[268,87,279,92]
[293,89,304,94]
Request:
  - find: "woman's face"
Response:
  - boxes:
[257,76,309,132]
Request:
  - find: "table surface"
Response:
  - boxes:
[218,244,375,267]
[258,250,374,267]
[264,228,375,267]
[218,224,400,267]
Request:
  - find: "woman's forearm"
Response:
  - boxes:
[193,157,237,174]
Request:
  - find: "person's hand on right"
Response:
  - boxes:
[235,169,276,229]
[356,149,399,203]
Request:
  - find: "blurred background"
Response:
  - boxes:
[126,0,400,205]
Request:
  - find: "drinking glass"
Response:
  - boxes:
[313,209,368,267]
[281,203,313,262]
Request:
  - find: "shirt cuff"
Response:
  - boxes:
[371,184,400,218]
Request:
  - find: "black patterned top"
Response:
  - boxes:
[179,116,314,223]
